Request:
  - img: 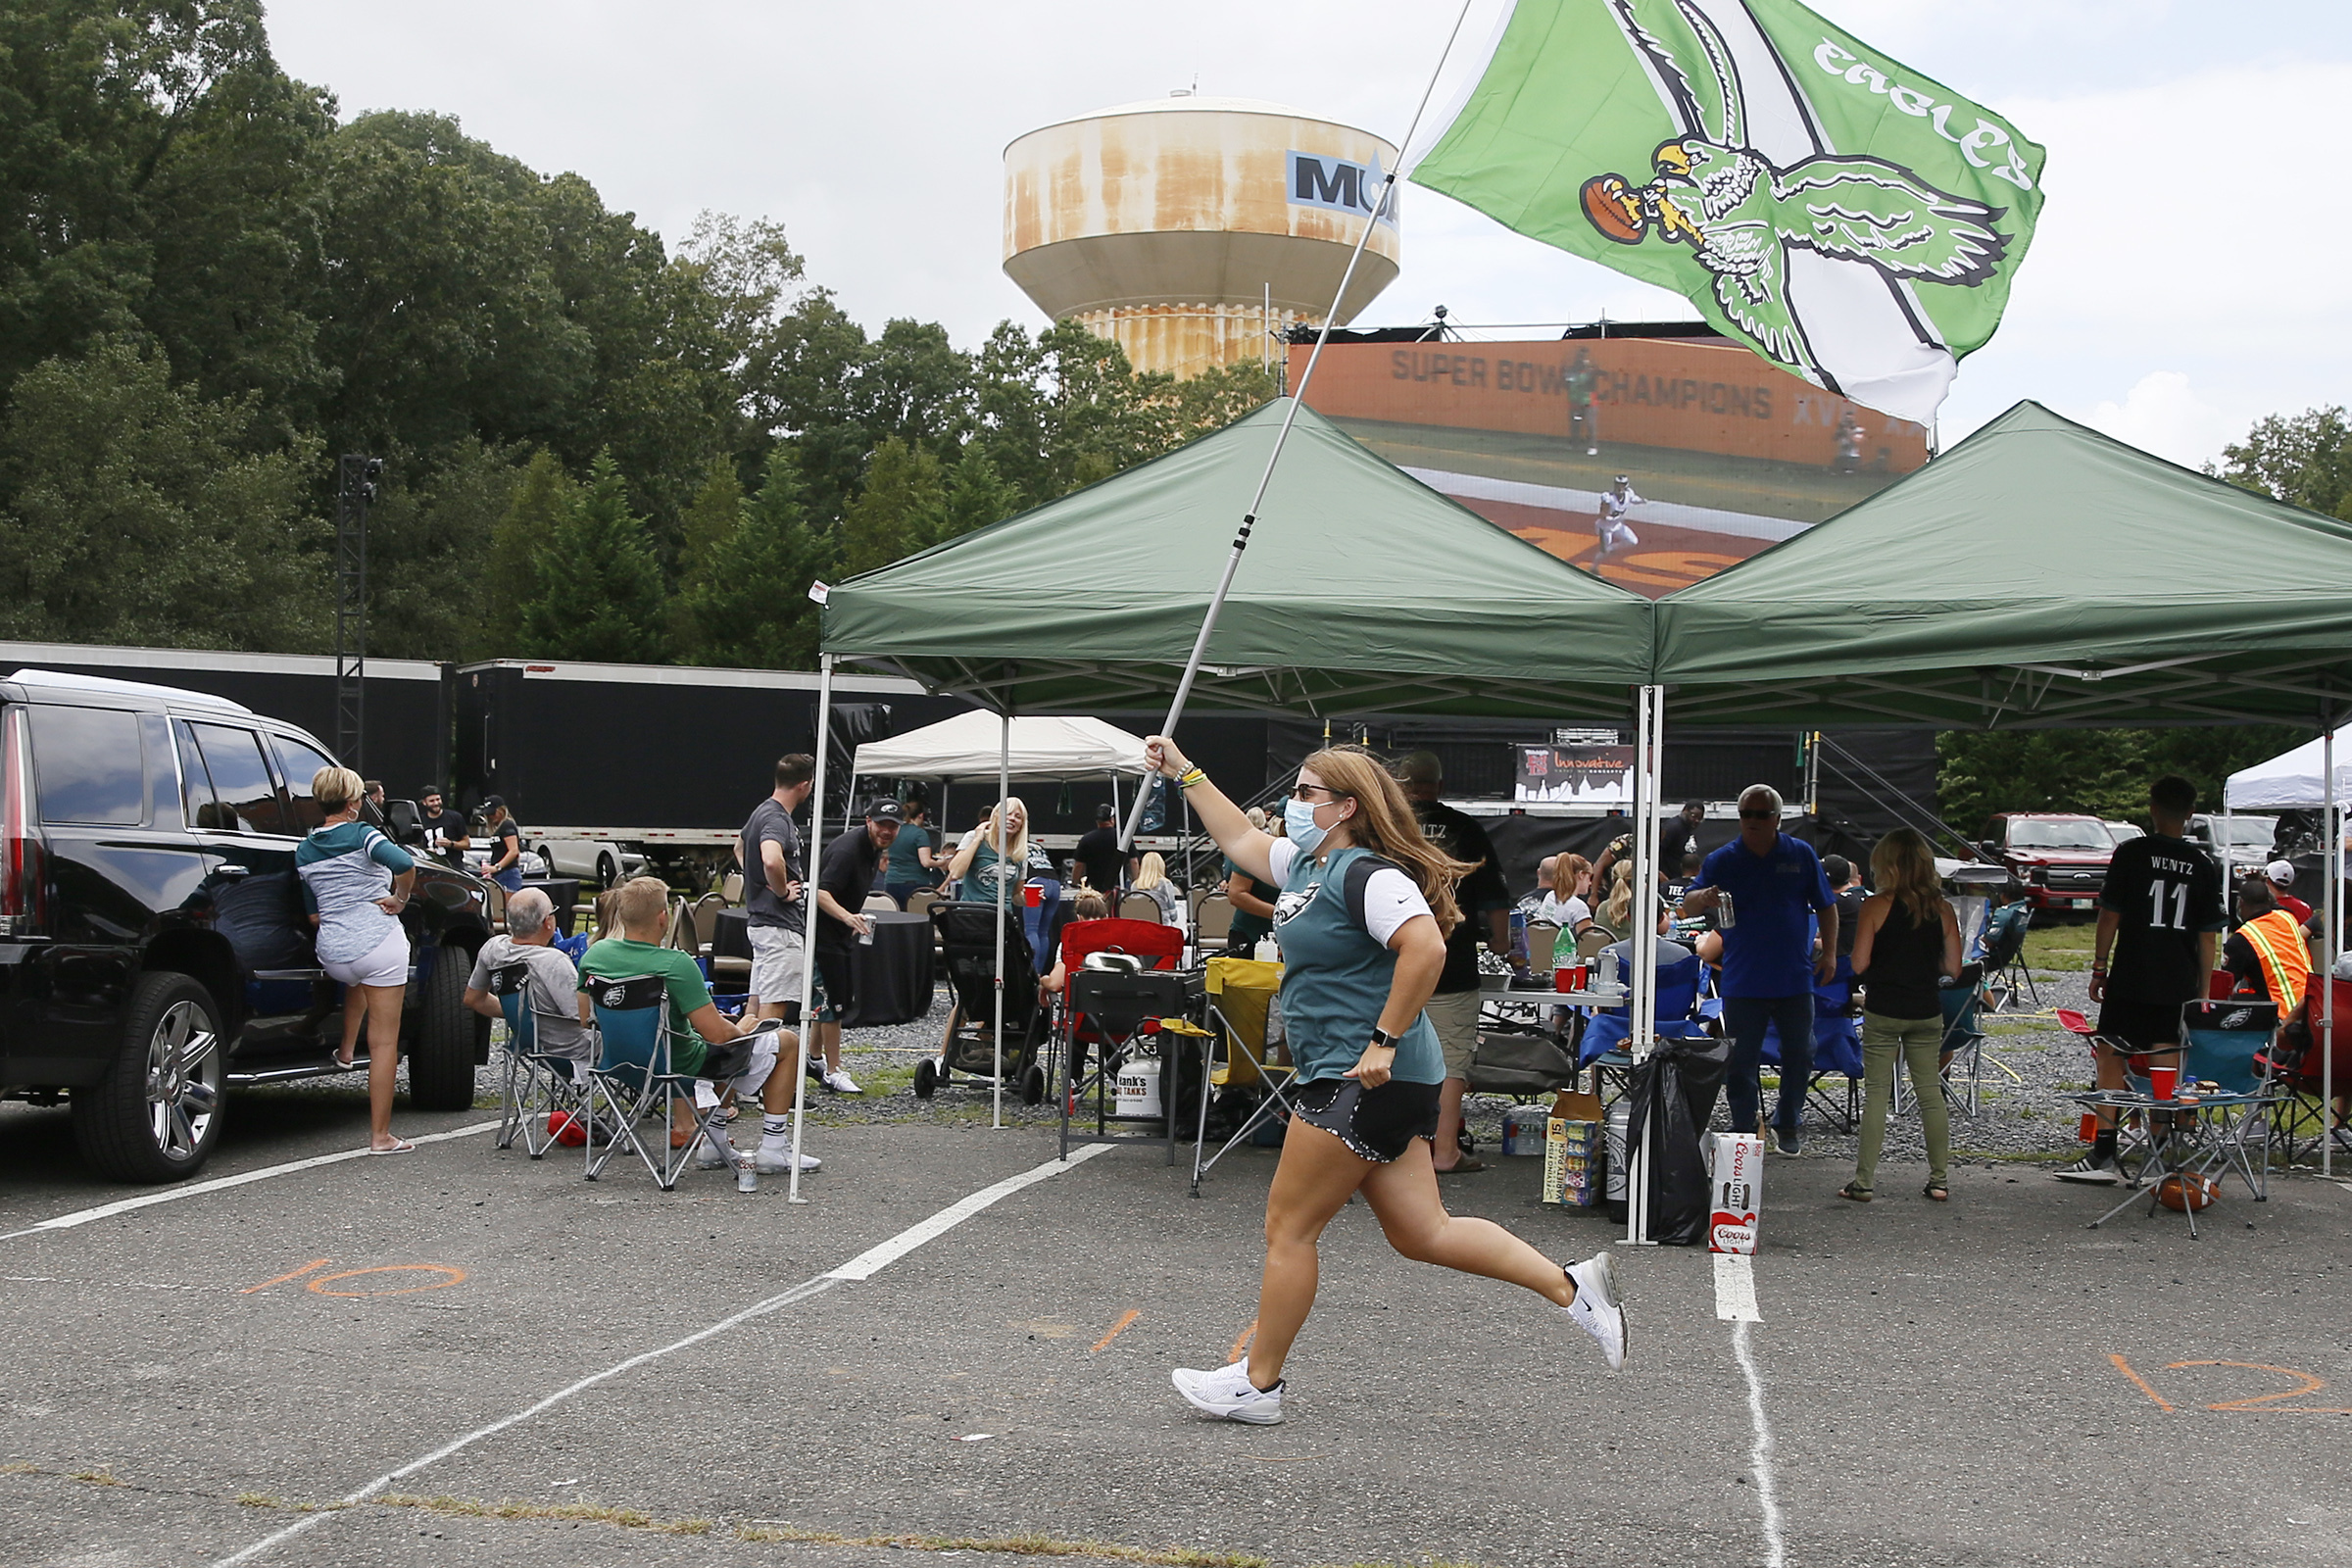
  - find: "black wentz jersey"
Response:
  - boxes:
[2098,833,2224,1004]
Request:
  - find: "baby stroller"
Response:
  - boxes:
[917,900,1050,1102]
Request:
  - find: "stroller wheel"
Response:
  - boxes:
[913,1058,938,1100]
[1020,1063,1047,1106]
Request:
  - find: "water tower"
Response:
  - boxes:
[1003,92,1402,379]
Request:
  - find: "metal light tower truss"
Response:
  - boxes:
[334,455,382,767]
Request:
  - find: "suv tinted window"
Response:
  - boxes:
[189,723,288,836]
[30,706,145,825]
[273,735,340,833]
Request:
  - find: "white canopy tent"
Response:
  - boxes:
[852,712,1149,782]
[2227,725,2352,810]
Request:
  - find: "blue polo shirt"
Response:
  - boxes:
[1692,833,1835,999]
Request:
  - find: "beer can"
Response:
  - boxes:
[1716,890,1737,929]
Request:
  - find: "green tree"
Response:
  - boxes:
[840,437,945,577]
[363,438,519,660]
[518,453,666,662]
[1937,725,2309,836]
[0,339,324,649]
[676,456,745,579]
[484,450,576,643]
[2213,407,2352,521]
[674,452,832,668]
[930,445,1023,548]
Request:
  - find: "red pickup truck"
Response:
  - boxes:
[1981,813,2115,914]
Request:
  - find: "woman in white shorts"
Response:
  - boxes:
[297,766,418,1152]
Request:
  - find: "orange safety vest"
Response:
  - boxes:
[2237,908,2311,1014]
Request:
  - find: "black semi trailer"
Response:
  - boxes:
[454,659,973,878]
[0,640,449,790]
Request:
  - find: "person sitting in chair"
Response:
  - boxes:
[2224,875,2311,1015]
[1038,891,1113,1002]
[579,876,817,1175]
[465,887,595,1072]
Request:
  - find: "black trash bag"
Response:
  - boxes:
[1622,1034,1733,1247]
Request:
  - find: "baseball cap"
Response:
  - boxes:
[481,795,506,812]
[865,798,905,822]
[2266,858,2296,886]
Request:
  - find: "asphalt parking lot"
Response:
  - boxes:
[7,1073,2352,1568]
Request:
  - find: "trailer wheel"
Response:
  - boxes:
[597,853,619,889]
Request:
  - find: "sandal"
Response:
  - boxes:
[367,1137,416,1155]
[1837,1182,1872,1202]
[1435,1156,1487,1175]
[1923,1180,1949,1202]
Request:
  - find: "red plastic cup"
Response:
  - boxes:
[2148,1064,2179,1101]
[2078,1112,2099,1144]
[1555,965,1576,994]
[1022,882,1043,908]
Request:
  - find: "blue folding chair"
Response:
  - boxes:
[1580,942,1709,1107]
[489,960,536,1151]
[2181,998,2281,1203]
[583,973,734,1189]
[1764,956,1864,1132]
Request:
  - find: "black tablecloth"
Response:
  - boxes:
[709,907,932,1028]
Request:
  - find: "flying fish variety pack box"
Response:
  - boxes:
[1707,1132,1764,1253]
[1543,1091,1605,1207]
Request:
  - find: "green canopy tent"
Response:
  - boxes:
[810,397,1651,1152]
[1651,402,2352,733]
[822,399,1651,719]
[1650,399,2352,1177]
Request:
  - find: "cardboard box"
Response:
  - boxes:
[1543,1090,1606,1205]
[1707,1132,1764,1254]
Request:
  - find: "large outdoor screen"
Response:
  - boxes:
[1290,334,1931,598]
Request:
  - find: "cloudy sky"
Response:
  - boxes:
[266,0,2347,466]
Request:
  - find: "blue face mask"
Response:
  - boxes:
[1285,795,1329,854]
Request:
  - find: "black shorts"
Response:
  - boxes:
[2096,1000,2183,1054]
[814,942,858,1023]
[1291,1077,1441,1162]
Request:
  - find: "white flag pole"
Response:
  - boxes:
[993,708,1010,1130]
[1118,0,1476,853]
[788,655,834,1203]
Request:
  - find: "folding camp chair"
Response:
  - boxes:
[2180,998,2282,1202]
[1192,956,1297,1195]
[582,973,736,1190]
[487,959,597,1159]
[1580,942,1708,1106]
[1764,956,1863,1133]
[2262,977,2352,1163]
[1978,903,2040,1011]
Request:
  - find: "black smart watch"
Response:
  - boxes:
[1368,1027,1398,1051]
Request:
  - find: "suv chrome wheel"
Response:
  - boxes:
[143,999,223,1163]
[74,972,228,1183]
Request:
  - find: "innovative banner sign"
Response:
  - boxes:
[1515,743,1638,805]
[1292,333,1929,597]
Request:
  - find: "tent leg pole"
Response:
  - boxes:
[1117,0,1476,856]
[2327,726,2336,1178]
[788,656,835,1204]
[994,709,1010,1132]
[1627,684,1664,1247]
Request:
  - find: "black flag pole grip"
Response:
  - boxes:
[1117,2,1476,858]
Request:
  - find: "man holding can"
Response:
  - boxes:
[808,799,902,1090]
[1680,784,1837,1154]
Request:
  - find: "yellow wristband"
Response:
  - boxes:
[1176,766,1206,789]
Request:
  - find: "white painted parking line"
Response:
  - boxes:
[0,1120,504,1244]
[1732,1320,1787,1568]
[825,1143,1111,1281]
[1712,1250,1761,1322]
[216,1141,1116,1565]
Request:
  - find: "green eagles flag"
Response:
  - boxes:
[1409,0,2045,425]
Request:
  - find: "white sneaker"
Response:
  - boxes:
[1171,1361,1284,1424]
[1564,1251,1628,1372]
[822,1067,863,1095]
[753,1144,821,1174]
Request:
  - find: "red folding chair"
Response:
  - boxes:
[1050,917,1184,1102]
[2263,977,2352,1162]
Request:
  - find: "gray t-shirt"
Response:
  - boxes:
[739,798,805,929]
[468,936,593,1064]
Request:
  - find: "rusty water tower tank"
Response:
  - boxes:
[1003,92,1401,379]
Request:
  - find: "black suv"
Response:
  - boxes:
[0,670,495,1182]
